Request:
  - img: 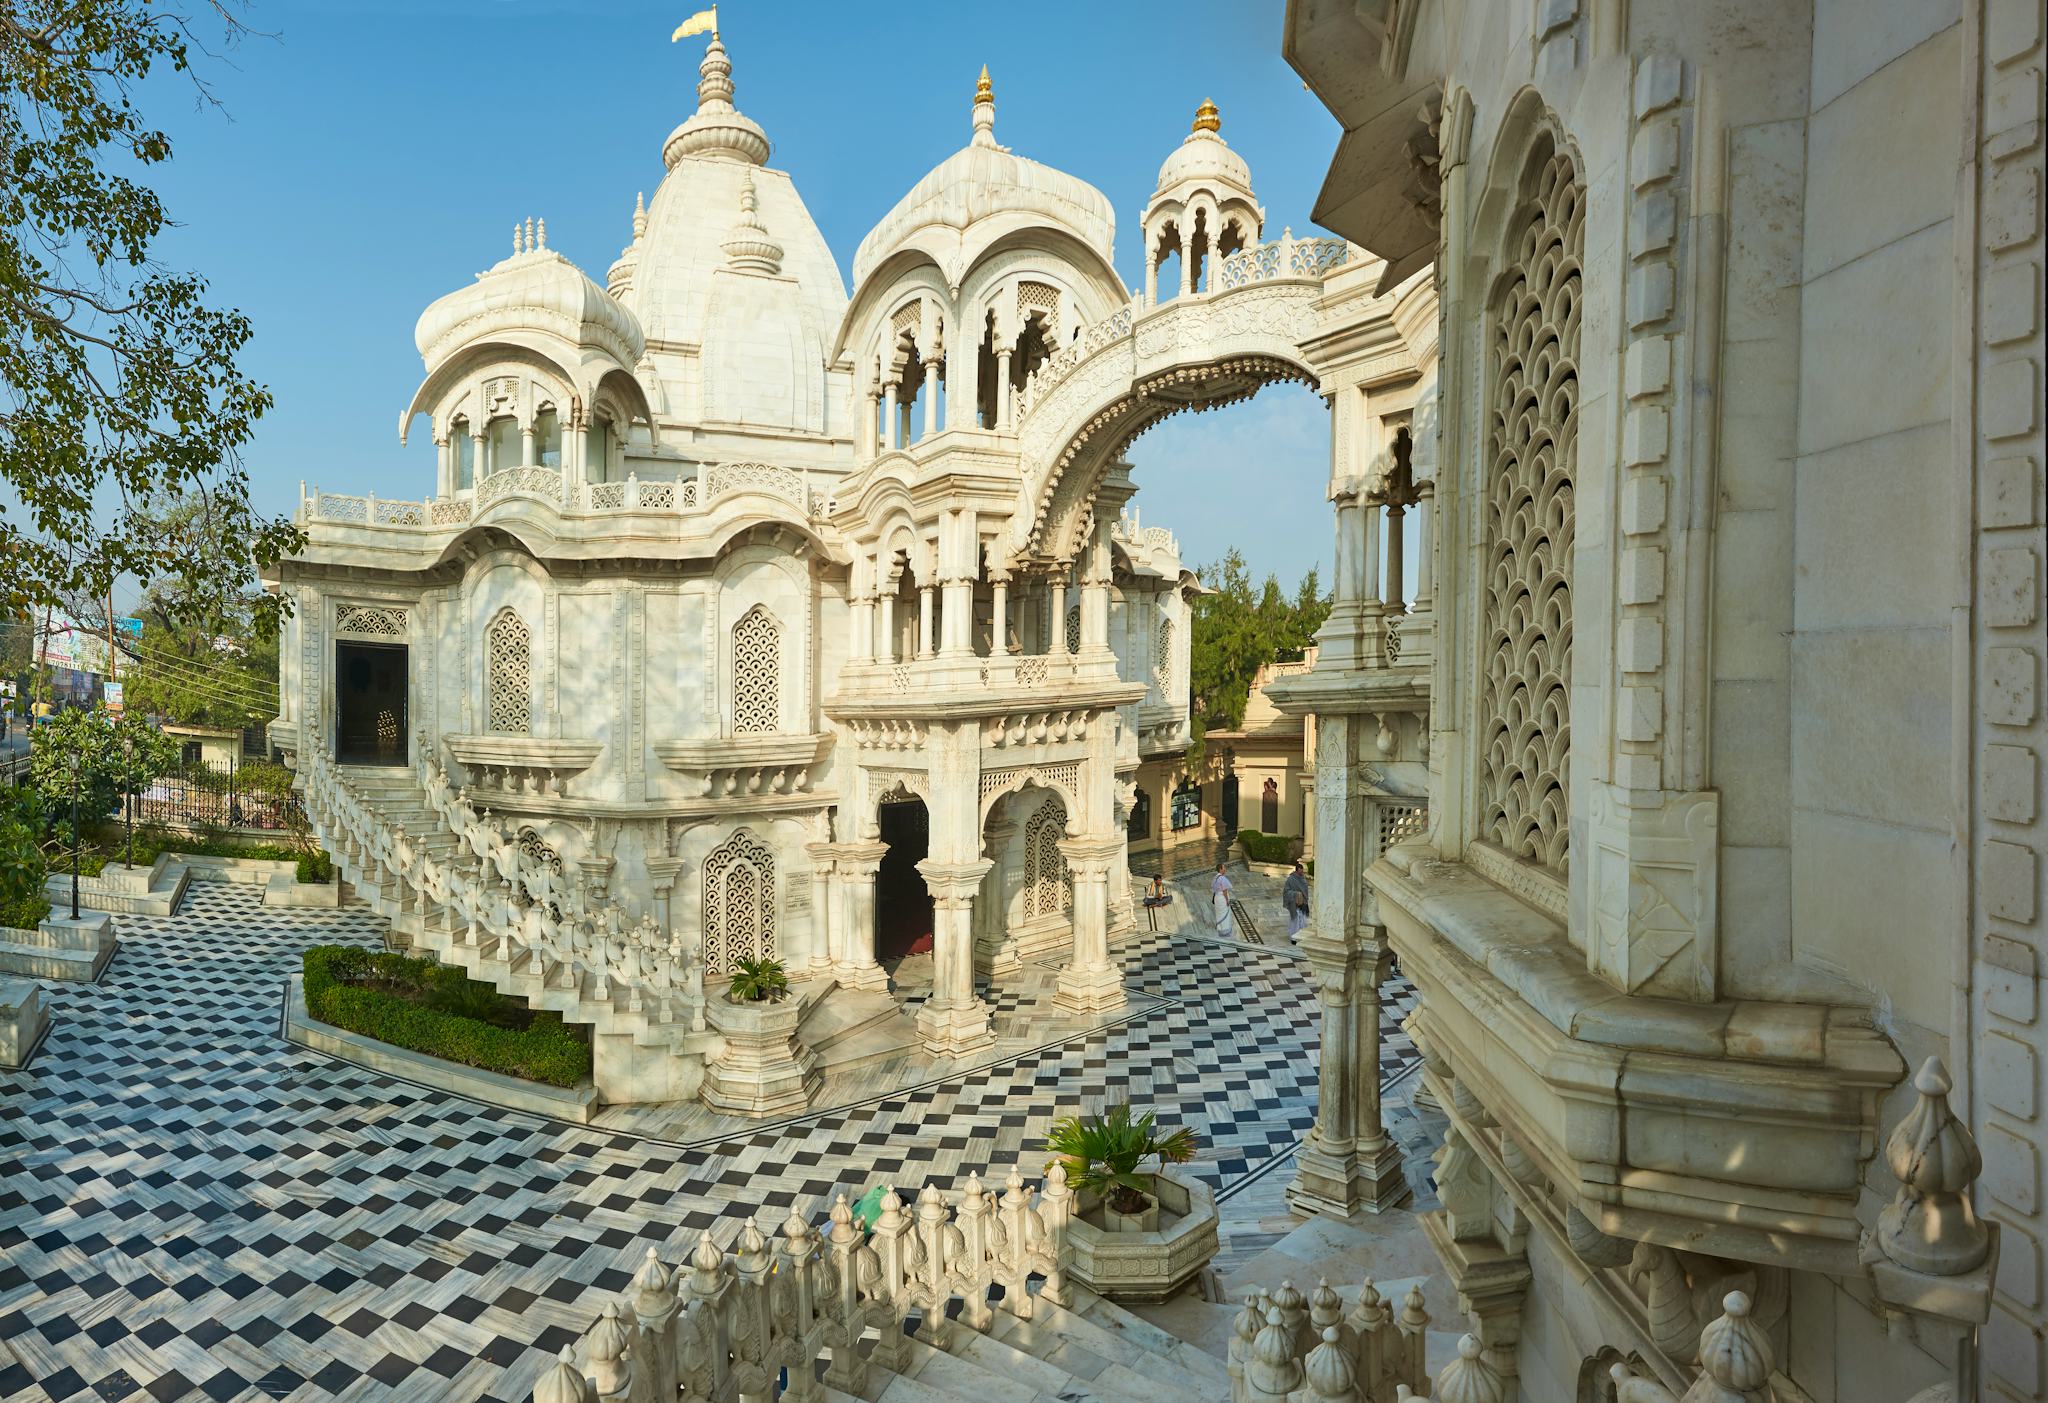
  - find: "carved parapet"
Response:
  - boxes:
[444,734,603,797]
[651,732,833,800]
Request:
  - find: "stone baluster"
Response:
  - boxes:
[954,1172,995,1331]
[995,1168,1037,1319]
[731,1220,773,1402]
[1395,1283,1430,1389]
[684,1232,731,1394]
[1271,1280,1311,1359]
[778,1208,824,1403]
[629,1248,679,1400]
[822,1194,870,1396]
[1347,1278,1388,1397]
[908,1183,955,1346]
[1229,1292,1268,1401]
[586,1303,635,1401]
[1247,1307,1304,1403]
[866,1189,912,1372]
[1037,1162,1072,1307]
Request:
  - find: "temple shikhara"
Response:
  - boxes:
[1,3,2027,1402]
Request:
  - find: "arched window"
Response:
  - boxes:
[486,416,520,476]
[1479,140,1582,879]
[702,828,776,975]
[485,608,531,734]
[453,416,475,490]
[532,407,561,468]
[1023,796,1071,920]
[731,605,781,735]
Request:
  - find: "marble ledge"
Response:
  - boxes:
[1368,851,1896,1075]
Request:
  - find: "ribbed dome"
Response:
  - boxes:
[852,73,1115,289]
[1154,100,1255,200]
[414,222,644,368]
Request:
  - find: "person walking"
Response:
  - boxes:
[1211,861,1234,939]
[1283,860,1311,942]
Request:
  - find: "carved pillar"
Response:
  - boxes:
[917,583,937,660]
[1079,514,1112,655]
[1178,233,1193,297]
[1383,503,1406,613]
[916,859,995,1055]
[1052,834,1125,1013]
[1049,571,1070,655]
[975,817,1021,977]
[834,841,889,991]
[878,582,899,664]
[799,847,835,982]
[922,357,942,439]
[1287,711,1408,1215]
[882,379,899,451]
[645,855,685,938]
[990,574,1012,655]
[862,387,881,460]
[995,348,1014,430]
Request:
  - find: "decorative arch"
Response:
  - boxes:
[484,607,532,734]
[702,828,776,975]
[978,763,1083,829]
[731,604,782,735]
[1475,127,1582,880]
[1021,794,1071,921]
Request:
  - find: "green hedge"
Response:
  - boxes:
[0,892,52,932]
[1236,829,1296,864]
[67,832,332,884]
[301,945,590,1088]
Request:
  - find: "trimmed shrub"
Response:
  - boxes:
[0,892,52,932]
[1236,829,1295,864]
[301,946,590,1088]
[66,831,335,884]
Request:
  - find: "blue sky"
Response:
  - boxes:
[143,0,1342,589]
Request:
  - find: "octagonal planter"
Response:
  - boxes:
[1064,1166,1220,1303]
[700,993,821,1117]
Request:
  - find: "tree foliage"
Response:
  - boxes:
[1185,550,1330,762]
[28,702,177,838]
[118,490,280,728]
[0,1,302,616]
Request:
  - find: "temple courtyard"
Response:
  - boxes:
[0,882,1436,1402]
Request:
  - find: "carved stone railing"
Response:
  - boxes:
[703,460,808,513]
[535,1166,1073,1403]
[1231,1278,1429,1403]
[478,464,570,505]
[299,459,802,533]
[299,734,702,1029]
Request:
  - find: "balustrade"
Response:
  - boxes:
[298,734,701,1024]
[1230,1277,1429,1403]
[535,1165,1072,1403]
[298,458,813,533]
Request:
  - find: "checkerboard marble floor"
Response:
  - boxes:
[0,884,1422,1403]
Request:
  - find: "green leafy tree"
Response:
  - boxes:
[0,2,302,617]
[0,788,49,928]
[28,704,177,842]
[119,492,281,728]
[1184,552,1331,764]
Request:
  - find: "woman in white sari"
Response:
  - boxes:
[1211,861,1234,938]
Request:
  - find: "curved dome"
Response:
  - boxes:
[414,225,644,370]
[852,75,1115,290]
[1153,100,1256,202]
[618,39,846,432]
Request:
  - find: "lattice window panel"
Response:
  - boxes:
[1478,145,1582,878]
[1022,796,1071,920]
[702,828,776,975]
[731,605,781,735]
[336,605,407,639]
[1065,607,1082,655]
[1379,802,1429,848]
[1017,282,1059,332]
[1154,618,1174,695]
[485,608,532,734]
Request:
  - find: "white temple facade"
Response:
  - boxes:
[269,44,1436,1112]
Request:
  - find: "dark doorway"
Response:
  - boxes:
[876,798,933,960]
[1221,774,1241,836]
[1261,778,1280,832]
[335,642,408,766]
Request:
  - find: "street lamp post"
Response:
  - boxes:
[122,731,135,873]
[67,747,81,921]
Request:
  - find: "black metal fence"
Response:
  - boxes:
[131,759,306,834]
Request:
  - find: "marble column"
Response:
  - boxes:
[834,842,890,991]
[1286,711,1408,1216]
[917,584,937,660]
[883,381,899,451]
[975,818,1021,977]
[922,359,942,439]
[1049,575,1070,654]
[915,859,995,1055]
[878,588,899,664]
[1052,834,1126,1013]
[645,856,685,938]
[1178,235,1193,297]
[990,575,1012,654]
[1384,503,1406,613]
[996,348,1014,429]
[799,848,835,982]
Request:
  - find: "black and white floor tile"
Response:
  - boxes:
[0,884,1422,1403]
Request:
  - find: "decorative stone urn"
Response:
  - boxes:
[1063,1166,1220,1303]
[699,992,821,1117]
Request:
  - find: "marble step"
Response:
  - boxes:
[0,935,111,982]
[939,1320,1170,1403]
[1068,1290,1232,1388]
[813,1019,923,1075]
[987,1296,1226,1401]
[898,1334,1095,1403]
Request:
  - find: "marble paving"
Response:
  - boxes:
[0,883,1422,1403]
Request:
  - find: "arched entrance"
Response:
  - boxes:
[875,796,932,959]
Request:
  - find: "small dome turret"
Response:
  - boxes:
[1153,98,1256,204]
[414,217,643,369]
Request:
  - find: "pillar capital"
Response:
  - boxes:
[835,840,888,878]
[916,857,993,906]
[1056,834,1123,874]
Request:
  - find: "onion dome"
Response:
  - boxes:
[1155,97,1256,200]
[852,66,1117,291]
[663,35,769,167]
[413,216,643,370]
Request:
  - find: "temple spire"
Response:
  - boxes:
[972,64,997,149]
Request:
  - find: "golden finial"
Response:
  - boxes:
[1192,97,1221,134]
[975,64,993,106]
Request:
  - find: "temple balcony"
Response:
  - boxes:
[824,650,1143,723]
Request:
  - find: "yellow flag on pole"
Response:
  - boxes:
[672,6,717,40]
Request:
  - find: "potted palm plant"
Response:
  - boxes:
[1044,1103,1219,1302]
[703,954,819,1116]
[727,956,789,1004]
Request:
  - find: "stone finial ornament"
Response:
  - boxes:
[1435,1335,1508,1403]
[1877,1057,1991,1276]
[1193,96,1221,133]
[1686,1291,1773,1402]
[1304,1325,1359,1403]
[972,64,998,149]
[585,1302,633,1394]
[534,1346,596,1403]
[632,190,647,239]
[721,167,784,274]
[631,1246,673,1316]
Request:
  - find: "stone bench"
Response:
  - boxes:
[0,910,116,982]
[0,977,48,1068]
